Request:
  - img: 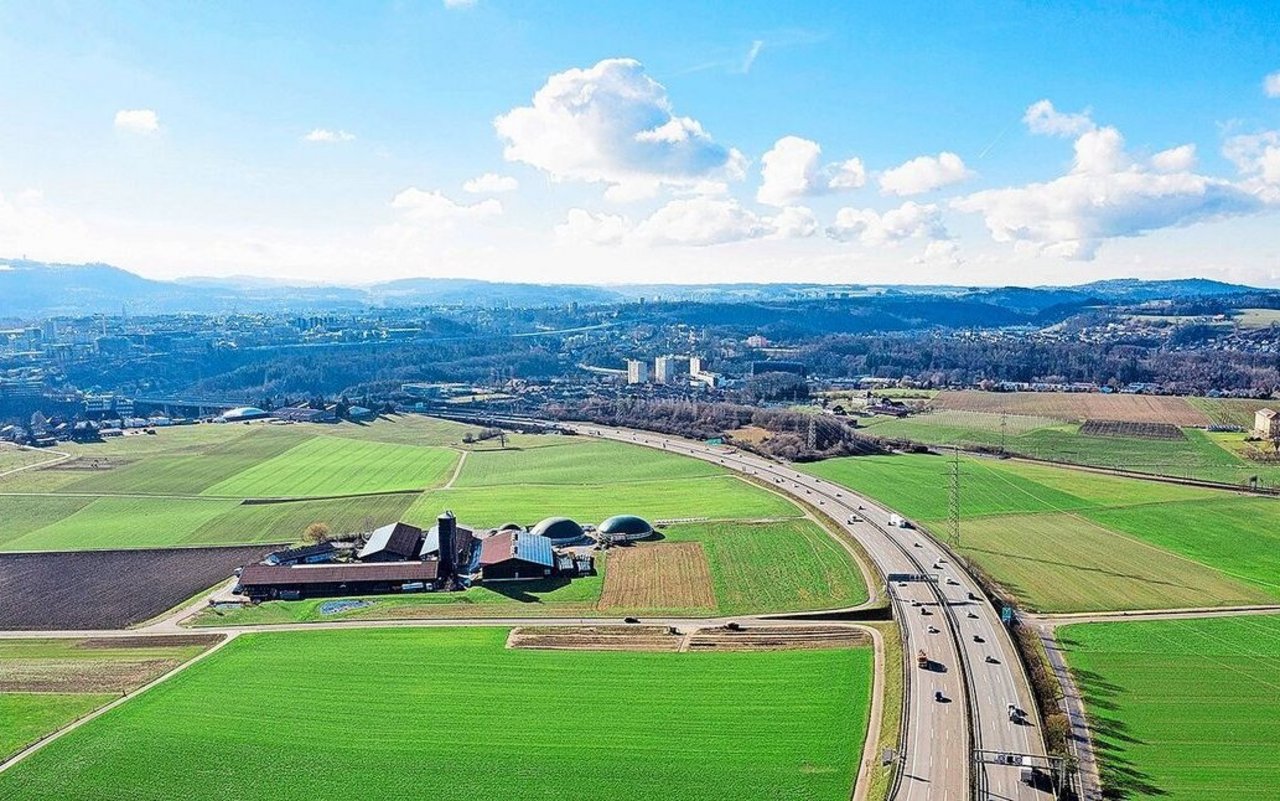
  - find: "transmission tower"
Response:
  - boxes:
[807,416,817,450]
[999,413,1008,453]
[947,446,962,548]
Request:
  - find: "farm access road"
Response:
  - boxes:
[570,423,1056,801]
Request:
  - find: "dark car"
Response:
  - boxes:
[624,617,640,624]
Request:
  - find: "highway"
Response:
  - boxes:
[575,424,1056,801]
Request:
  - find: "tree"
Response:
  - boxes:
[303,522,330,544]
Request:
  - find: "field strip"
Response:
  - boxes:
[852,623,884,801]
[0,631,237,775]
[1033,604,1280,626]
[0,488,425,503]
[441,449,468,488]
[968,458,1280,589]
[0,446,73,479]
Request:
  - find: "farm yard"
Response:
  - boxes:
[803,454,1280,612]
[0,635,219,760]
[1059,614,1280,800]
[0,545,279,630]
[0,627,874,801]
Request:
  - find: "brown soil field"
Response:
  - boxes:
[1079,420,1186,440]
[508,625,682,651]
[0,544,278,630]
[934,391,1211,426]
[598,542,716,611]
[689,625,870,651]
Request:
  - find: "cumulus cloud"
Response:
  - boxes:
[1264,71,1280,98]
[304,128,356,143]
[633,197,768,246]
[114,109,160,135]
[954,124,1264,259]
[756,136,866,206]
[827,201,948,246]
[1151,144,1197,173]
[463,173,519,194]
[1223,131,1280,188]
[494,58,745,199]
[879,151,973,196]
[555,208,631,246]
[913,239,962,267]
[391,188,502,225]
[768,205,819,239]
[1023,99,1094,137]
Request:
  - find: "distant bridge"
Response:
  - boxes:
[129,396,249,415]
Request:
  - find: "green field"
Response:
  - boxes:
[859,408,1280,486]
[407,475,801,529]
[203,435,458,497]
[453,438,724,487]
[0,628,873,801]
[805,454,1280,612]
[1060,614,1280,799]
[2,497,242,551]
[660,519,868,614]
[0,636,215,760]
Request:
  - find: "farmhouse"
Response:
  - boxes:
[237,562,439,600]
[479,531,555,581]
[264,541,336,566]
[1255,408,1280,439]
[357,522,424,562]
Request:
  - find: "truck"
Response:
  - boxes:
[1019,756,1035,784]
[888,513,909,528]
[917,649,929,669]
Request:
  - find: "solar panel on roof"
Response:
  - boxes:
[513,532,554,567]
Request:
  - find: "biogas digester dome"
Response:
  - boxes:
[597,514,653,542]
[530,516,585,545]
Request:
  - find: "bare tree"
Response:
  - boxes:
[303,522,331,544]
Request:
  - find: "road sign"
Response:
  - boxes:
[1000,605,1014,624]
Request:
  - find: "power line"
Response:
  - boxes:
[947,446,962,548]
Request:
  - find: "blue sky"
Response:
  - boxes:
[1,0,1278,286]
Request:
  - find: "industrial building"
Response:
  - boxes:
[479,530,556,581]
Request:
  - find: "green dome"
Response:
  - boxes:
[530,516,584,544]
[598,514,653,538]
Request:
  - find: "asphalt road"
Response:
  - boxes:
[575,424,1055,801]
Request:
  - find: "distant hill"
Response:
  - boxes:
[0,257,1268,319]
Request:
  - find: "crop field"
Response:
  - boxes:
[598,542,717,611]
[660,520,870,615]
[185,493,419,545]
[1060,614,1280,799]
[0,545,279,629]
[2,497,242,551]
[0,628,873,801]
[405,475,802,529]
[804,454,1280,612]
[453,438,724,487]
[1078,420,1184,440]
[0,635,217,760]
[932,391,1212,425]
[202,435,457,497]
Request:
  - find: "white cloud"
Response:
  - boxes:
[756,136,866,206]
[304,128,356,143]
[740,40,764,74]
[463,173,519,194]
[1223,131,1280,188]
[955,125,1263,260]
[1151,144,1197,173]
[1023,99,1094,137]
[555,208,631,246]
[768,206,819,239]
[443,0,476,8]
[390,188,502,225]
[494,58,745,198]
[114,109,160,135]
[827,201,948,246]
[1264,71,1280,98]
[913,239,962,267]
[634,197,768,246]
[879,151,973,196]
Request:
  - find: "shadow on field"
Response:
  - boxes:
[485,578,573,602]
[1070,665,1169,799]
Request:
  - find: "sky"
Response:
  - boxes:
[1,0,1279,288]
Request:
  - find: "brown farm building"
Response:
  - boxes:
[237,562,438,600]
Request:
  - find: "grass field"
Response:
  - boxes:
[804,454,1280,612]
[2,497,242,551]
[0,635,216,760]
[406,475,802,528]
[202,435,457,497]
[0,628,874,801]
[453,438,724,487]
[1060,614,1280,799]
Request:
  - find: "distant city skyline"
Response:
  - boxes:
[1,1,1279,287]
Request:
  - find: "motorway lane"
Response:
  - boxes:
[580,425,1054,801]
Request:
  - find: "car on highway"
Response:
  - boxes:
[624,617,640,624]
[934,690,945,702]
[897,581,908,587]
[914,542,922,547]
[920,607,932,615]
[967,611,979,618]
[946,578,959,585]
[973,634,985,643]
[985,655,1000,664]
[927,625,940,634]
